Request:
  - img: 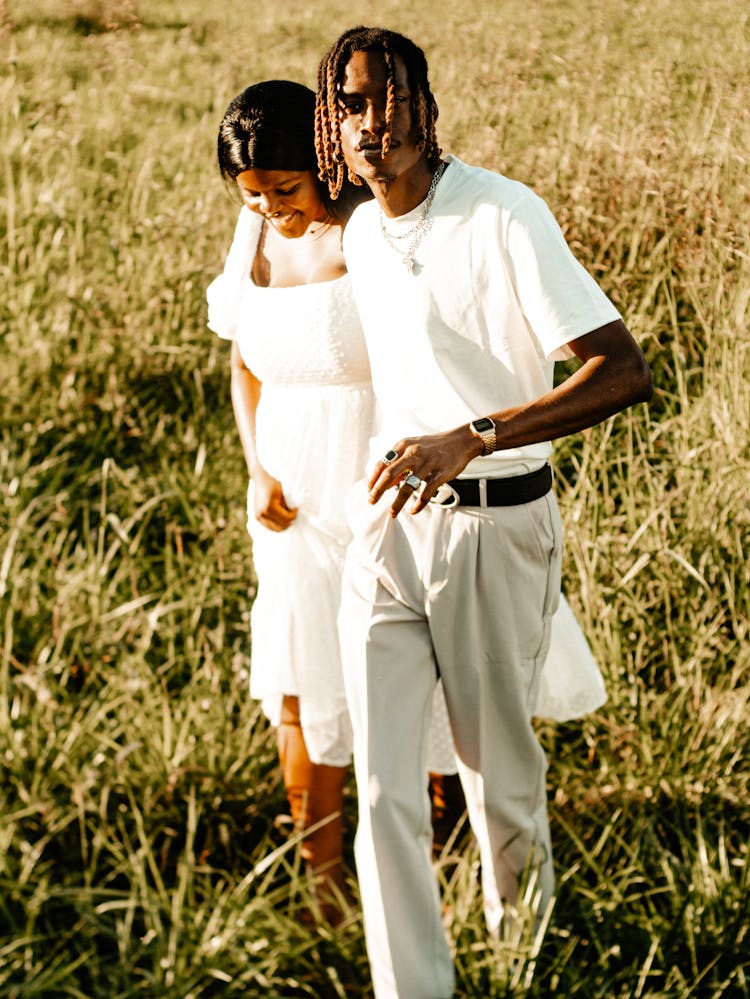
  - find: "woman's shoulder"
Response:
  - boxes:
[235,205,264,250]
[207,208,263,339]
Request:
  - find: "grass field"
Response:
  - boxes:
[1,0,749,995]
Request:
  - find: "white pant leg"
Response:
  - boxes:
[427,493,563,932]
[339,495,455,999]
[339,486,561,994]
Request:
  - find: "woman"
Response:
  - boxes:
[207,80,377,922]
[206,79,606,921]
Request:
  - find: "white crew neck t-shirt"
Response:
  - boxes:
[343,155,621,479]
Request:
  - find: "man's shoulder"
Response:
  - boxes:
[443,155,543,215]
[342,199,380,269]
[343,198,377,239]
[438,158,572,266]
[347,196,378,223]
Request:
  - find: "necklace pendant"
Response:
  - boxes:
[380,161,445,275]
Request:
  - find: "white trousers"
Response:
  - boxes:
[339,483,563,999]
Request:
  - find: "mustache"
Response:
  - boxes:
[356,139,400,152]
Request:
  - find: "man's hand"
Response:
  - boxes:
[368,321,652,520]
[369,426,483,518]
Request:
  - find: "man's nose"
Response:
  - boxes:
[362,100,386,134]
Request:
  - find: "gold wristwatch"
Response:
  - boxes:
[469,417,497,456]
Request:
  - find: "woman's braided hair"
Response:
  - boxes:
[315,26,441,200]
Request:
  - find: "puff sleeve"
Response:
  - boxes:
[206,207,262,341]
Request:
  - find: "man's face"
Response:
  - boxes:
[337,49,423,185]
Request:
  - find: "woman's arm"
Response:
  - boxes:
[230,341,297,532]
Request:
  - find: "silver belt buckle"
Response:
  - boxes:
[431,483,460,508]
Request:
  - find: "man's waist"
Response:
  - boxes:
[439,463,552,508]
[369,438,552,479]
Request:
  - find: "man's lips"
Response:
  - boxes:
[357,141,400,154]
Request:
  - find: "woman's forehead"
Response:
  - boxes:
[236,168,308,189]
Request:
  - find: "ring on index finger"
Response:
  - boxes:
[382,449,399,464]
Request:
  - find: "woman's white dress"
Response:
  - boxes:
[207,207,606,769]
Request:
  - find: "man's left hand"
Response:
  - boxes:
[369,426,483,518]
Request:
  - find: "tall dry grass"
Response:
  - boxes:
[1,0,748,995]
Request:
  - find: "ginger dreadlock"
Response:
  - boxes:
[315,26,442,200]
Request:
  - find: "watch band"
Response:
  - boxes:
[469,417,497,456]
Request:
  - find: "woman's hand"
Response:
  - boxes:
[253,468,298,532]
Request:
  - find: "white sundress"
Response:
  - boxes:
[207,207,607,770]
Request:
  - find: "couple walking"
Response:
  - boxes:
[208,25,652,999]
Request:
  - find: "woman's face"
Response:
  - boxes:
[235,168,328,238]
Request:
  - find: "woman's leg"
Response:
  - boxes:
[277,694,348,923]
[429,772,467,858]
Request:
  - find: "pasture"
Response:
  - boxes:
[1,0,748,994]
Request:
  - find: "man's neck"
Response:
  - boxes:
[371,158,437,218]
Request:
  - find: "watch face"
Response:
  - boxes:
[472,417,494,433]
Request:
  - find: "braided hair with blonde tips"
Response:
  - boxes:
[314,26,442,200]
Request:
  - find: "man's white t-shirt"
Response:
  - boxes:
[342,155,621,478]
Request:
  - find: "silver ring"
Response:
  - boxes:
[382,449,399,464]
[404,474,423,490]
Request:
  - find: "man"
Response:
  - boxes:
[315,26,652,999]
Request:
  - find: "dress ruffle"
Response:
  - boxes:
[537,593,607,720]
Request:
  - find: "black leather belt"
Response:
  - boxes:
[447,463,552,507]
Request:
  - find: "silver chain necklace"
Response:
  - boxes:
[379,162,446,274]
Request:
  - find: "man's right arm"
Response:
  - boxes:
[367,318,651,517]
[490,318,653,450]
